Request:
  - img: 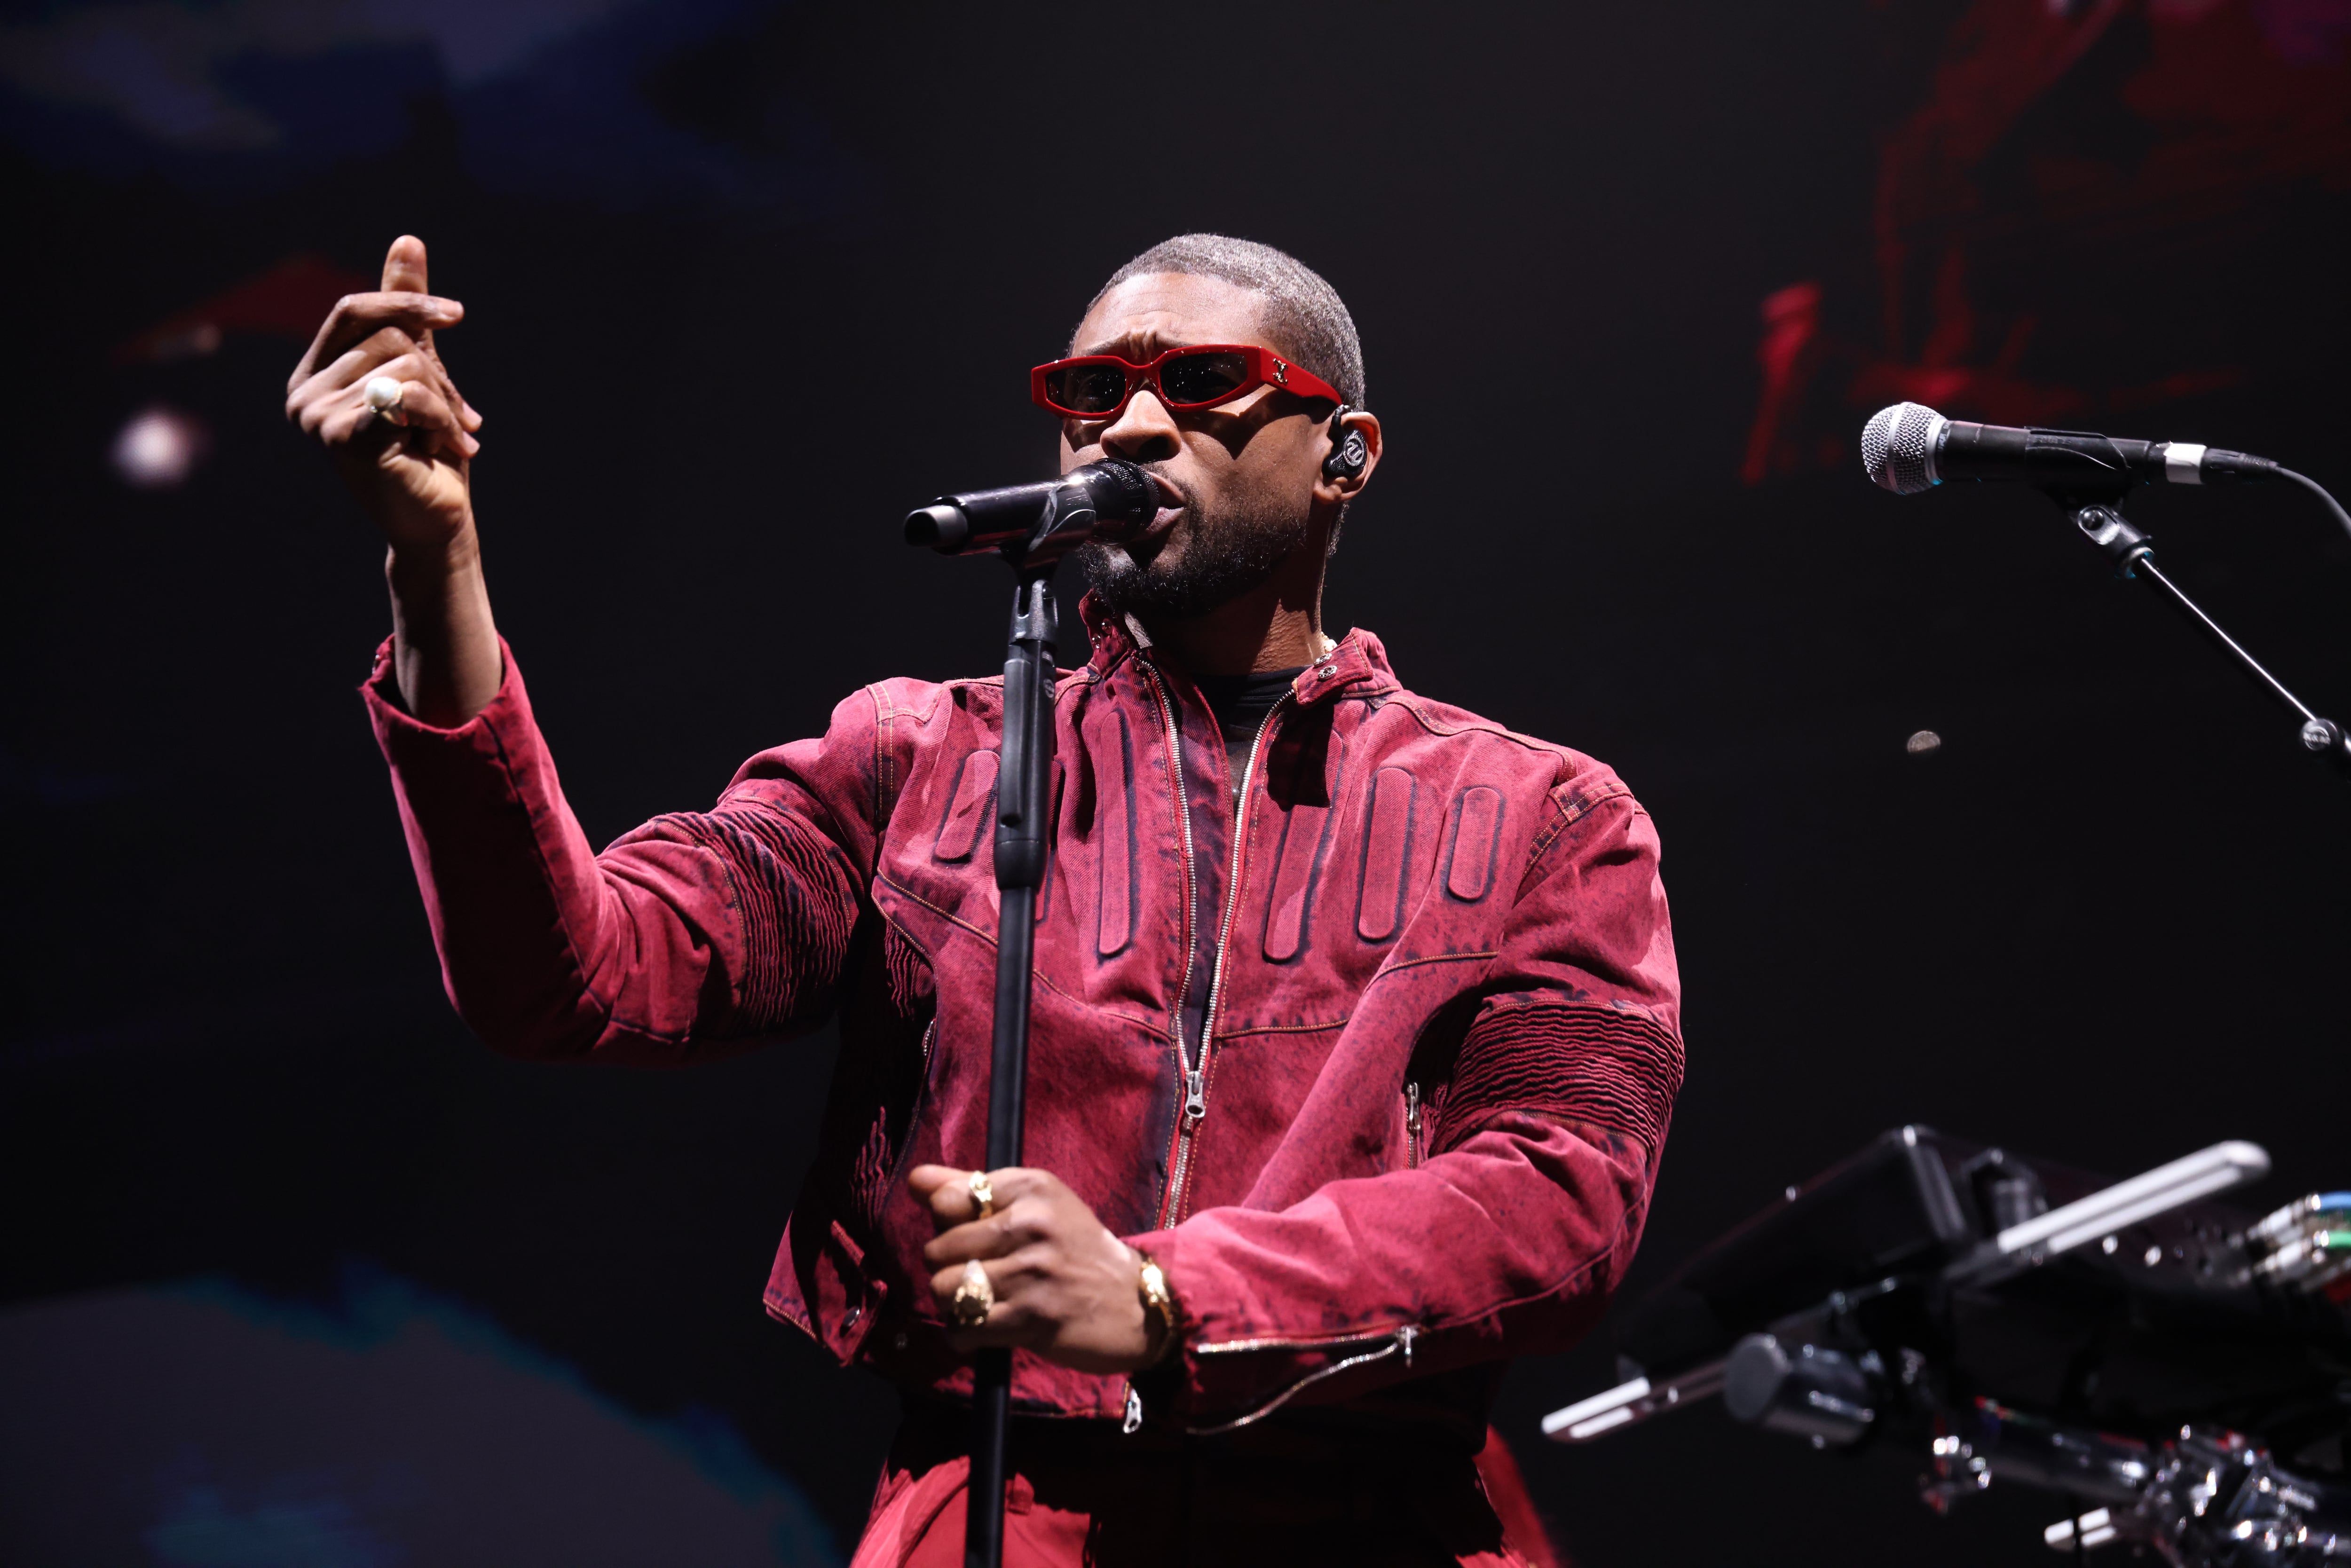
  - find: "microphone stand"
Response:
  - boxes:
[966,557,1057,1568]
[2065,500,2351,779]
[904,460,1146,1568]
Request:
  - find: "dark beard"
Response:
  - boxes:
[1076,483,1309,620]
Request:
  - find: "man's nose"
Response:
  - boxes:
[1098,389,1180,464]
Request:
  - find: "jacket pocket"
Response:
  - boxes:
[772,1192,888,1366]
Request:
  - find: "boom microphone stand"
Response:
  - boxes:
[2061,495,2351,778]
[904,459,1155,1568]
[1858,401,2351,780]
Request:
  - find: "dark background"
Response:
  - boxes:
[4,2,2348,1563]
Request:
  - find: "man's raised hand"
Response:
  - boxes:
[285,235,483,553]
[292,235,502,728]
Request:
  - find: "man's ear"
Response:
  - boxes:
[1314,408,1381,506]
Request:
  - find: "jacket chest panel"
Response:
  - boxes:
[1215,721,1534,1039]
[1045,694,1200,1019]
[873,694,1200,1022]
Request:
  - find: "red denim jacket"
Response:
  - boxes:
[363,599,1683,1439]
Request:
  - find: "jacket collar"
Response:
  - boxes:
[1078,591,1396,707]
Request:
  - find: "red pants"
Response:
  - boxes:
[849,1408,1558,1568]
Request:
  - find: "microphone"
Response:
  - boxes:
[905,458,1156,563]
[1862,402,2280,497]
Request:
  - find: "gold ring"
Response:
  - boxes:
[968,1170,995,1221]
[950,1259,994,1327]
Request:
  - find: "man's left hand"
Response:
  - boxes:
[908,1164,1165,1374]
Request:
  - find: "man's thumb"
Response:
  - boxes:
[380,234,429,295]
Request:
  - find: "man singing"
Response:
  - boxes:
[288,232,1683,1566]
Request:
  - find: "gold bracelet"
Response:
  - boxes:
[1136,1254,1177,1364]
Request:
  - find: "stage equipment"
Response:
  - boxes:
[1544,1127,2351,1566]
[904,457,1154,1568]
[1859,403,2351,778]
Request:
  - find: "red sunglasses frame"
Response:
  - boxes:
[1030,343,1343,420]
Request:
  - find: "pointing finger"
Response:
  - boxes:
[382,235,468,392]
[378,236,482,427]
[381,234,429,296]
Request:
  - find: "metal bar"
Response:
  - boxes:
[1541,1359,1728,1443]
[1992,1140,2268,1259]
[2133,556,2316,724]
[965,569,1056,1568]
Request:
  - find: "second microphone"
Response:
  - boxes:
[1863,402,2279,498]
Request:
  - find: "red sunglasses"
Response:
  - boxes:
[1031,343,1342,420]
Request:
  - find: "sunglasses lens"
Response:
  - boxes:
[1044,362,1130,414]
[1159,350,1253,407]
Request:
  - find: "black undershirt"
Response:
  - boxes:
[1192,668,1304,799]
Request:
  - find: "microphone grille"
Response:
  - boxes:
[1861,402,1944,495]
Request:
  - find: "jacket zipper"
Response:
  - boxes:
[1138,661,1203,1228]
[1404,1080,1423,1168]
[1183,1323,1422,1435]
[1165,688,1293,1226]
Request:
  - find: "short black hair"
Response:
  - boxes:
[1083,234,1367,409]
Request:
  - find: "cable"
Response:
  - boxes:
[2278,468,2351,548]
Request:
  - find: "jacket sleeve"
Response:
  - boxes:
[362,637,876,1063]
[1130,780,1682,1428]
